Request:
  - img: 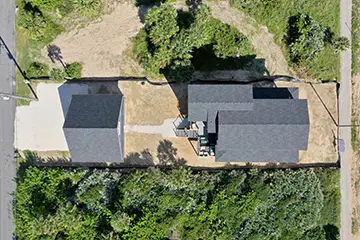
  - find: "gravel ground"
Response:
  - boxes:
[15,83,88,151]
[124,119,176,137]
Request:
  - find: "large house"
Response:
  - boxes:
[176,84,310,163]
[63,94,124,163]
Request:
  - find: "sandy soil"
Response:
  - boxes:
[276,81,338,163]
[41,3,144,77]
[118,81,187,125]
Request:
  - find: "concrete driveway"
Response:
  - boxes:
[15,83,88,151]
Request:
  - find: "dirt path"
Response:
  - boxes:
[204,0,290,76]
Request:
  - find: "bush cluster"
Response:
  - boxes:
[132,5,253,82]
[15,165,340,240]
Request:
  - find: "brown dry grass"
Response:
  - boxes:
[118,81,187,125]
[276,81,338,163]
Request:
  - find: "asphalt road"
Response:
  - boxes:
[0,0,16,239]
[339,0,352,238]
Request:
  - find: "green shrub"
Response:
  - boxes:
[27,0,62,11]
[73,0,102,17]
[18,3,63,43]
[65,62,83,79]
[50,68,66,81]
[26,61,49,79]
[285,14,328,63]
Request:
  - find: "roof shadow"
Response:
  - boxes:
[253,87,297,99]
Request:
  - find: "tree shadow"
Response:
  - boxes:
[138,5,150,24]
[323,224,339,240]
[124,149,155,166]
[47,44,66,68]
[157,140,187,167]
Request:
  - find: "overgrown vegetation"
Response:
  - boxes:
[15,165,340,240]
[25,61,49,79]
[132,5,254,82]
[230,0,342,81]
[353,0,360,75]
[17,0,102,44]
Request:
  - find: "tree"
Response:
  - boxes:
[26,62,49,79]
[145,5,179,45]
[66,62,83,79]
[132,4,254,82]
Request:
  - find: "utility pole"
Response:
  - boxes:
[0,35,38,100]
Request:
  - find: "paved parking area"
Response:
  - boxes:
[15,83,88,151]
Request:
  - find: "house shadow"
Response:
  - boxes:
[57,81,122,118]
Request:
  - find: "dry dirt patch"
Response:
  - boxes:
[41,3,144,77]
[276,81,338,163]
[125,132,236,167]
[118,81,187,125]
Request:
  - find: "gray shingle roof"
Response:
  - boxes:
[63,94,123,129]
[187,84,310,163]
[64,128,123,163]
[216,99,309,162]
[216,148,299,163]
[188,84,254,123]
[63,94,124,163]
[218,99,309,125]
[188,84,254,103]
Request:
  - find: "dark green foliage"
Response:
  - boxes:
[132,5,254,82]
[26,61,49,78]
[66,62,83,79]
[15,167,340,240]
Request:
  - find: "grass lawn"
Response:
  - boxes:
[353,0,360,75]
[231,0,340,81]
[15,26,43,106]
